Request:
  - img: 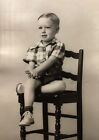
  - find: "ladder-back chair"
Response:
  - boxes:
[16,49,83,140]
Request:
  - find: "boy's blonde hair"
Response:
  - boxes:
[38,13,60,29]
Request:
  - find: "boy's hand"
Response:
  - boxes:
[31,68,42,79]
[25,69,41,79]
[25,70,32,78]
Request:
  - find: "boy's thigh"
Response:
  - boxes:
[41,80,66,93]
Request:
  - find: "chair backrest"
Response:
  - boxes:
[61,49,83,94]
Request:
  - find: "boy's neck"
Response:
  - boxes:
[41,38,56,46]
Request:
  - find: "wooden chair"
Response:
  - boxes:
[16,49,83,140]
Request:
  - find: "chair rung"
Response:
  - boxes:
[26,129,77,139]
[26,129,44,134]
[26,129,55,136]
[48,112,77,119]
[60,133,77,139]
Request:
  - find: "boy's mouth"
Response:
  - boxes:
[41,34,47,38]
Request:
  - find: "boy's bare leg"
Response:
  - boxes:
[24,78,41,106]
[17,80,66,95]
[19,78,41,126]
[41,80,66,93]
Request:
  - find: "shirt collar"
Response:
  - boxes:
[37,38,57,47]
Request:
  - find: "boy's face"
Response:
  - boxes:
[38,17,59,44]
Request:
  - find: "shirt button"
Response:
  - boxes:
[43,48,46,51]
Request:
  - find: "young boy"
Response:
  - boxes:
[19,13,66,126]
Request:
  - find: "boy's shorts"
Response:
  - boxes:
[35,75,62,96]
[40,75,62,85]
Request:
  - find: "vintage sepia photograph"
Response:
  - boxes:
[0,0,99,140]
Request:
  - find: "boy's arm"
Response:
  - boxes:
[32,55,58,77]
[34,43,65,77]
[28,61,35,70]
[25,61,35,78]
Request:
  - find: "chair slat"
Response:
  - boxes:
[65,50,79,59]
[61,71,77,81]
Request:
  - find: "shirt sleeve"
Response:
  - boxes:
[51,42,65,60]
[23,47,36,64]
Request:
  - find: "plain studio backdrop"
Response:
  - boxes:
[0,0,99,140]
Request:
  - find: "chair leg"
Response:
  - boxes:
[77,101,83,140]
[20,126,26,140]
[19,95,26,140]
[54,103,62,140]
[42,102,49,140]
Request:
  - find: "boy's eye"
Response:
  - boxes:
[38,27,42,29]
[46,27,51,29]
[38,26,51,29]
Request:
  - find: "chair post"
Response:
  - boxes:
[54,102,62,140]
[77,49,83,140]
[42,101,49,140]
[77,100,82,140]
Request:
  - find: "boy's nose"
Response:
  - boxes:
[42,28,46,33]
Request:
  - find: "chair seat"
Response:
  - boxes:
[16,83,77,104]
[35,90,77,103]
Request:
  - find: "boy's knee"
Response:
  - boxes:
[25,78,41,89]
[59,81,66,90]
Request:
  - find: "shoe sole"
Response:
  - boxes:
[19,121,34,126]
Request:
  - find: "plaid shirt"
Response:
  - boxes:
[23,38,65,76]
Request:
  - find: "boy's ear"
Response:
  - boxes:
[56,27,59,33]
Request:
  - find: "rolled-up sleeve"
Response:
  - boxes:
[51,42,65,60]
[23,48,36,64]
